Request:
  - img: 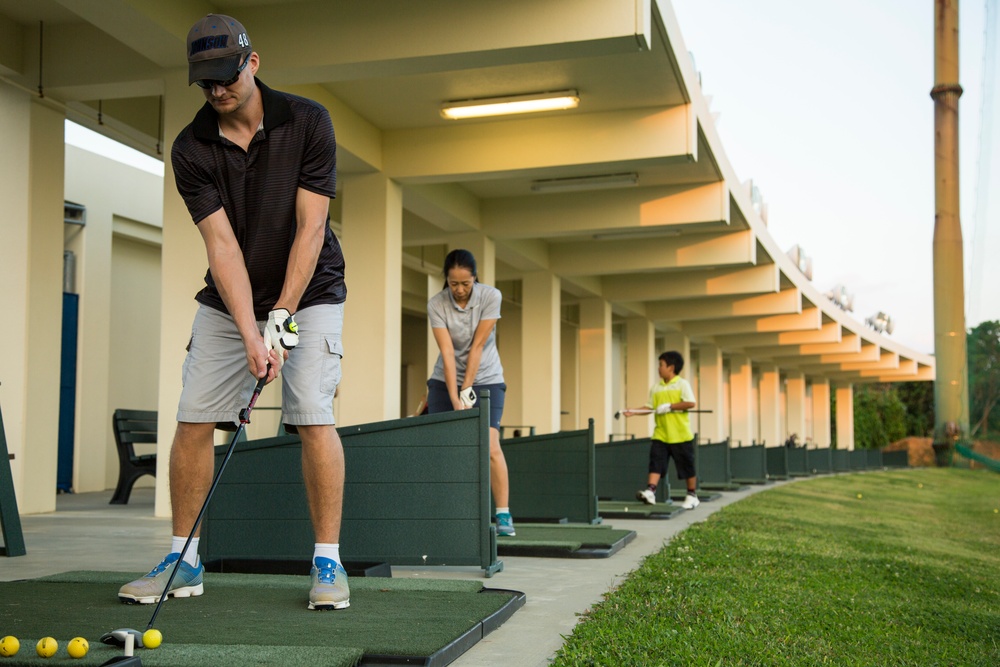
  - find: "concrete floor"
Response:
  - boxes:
[2,483,781,666]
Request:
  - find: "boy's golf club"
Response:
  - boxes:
[614,408,713,419]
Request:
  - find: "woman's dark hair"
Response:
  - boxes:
[659,350,684,374]
[442,249,478,289]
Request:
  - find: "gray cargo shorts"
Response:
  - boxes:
[177,303,344,431]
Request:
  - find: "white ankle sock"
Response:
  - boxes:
[496,507,510,516]
[314,543,341,566]
[171,536,200,567]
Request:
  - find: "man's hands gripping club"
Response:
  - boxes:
[265,308,300,352]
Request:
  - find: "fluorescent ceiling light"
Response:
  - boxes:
[441,90,579,120]
[531,172,638,193]
[592,228,681,241]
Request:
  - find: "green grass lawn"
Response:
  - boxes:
[552,468,1000,667]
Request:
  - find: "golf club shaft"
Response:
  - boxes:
[146,373,268,630]
[615,408,713,419]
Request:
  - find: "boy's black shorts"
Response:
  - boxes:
[648,438,696,479]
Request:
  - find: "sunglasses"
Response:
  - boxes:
[195,53,251,90]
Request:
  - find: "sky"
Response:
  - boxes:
[672,0,998,356]
[65,1,997,357]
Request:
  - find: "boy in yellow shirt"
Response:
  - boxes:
[621,350,700,510]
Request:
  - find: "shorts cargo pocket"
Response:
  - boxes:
[180,334,195,387]
[321,337,344,395]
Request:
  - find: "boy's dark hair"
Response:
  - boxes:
[442,248,478,289]
[659,350,684,374]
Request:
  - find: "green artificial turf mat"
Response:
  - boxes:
[668,489,721,501]
[496,524,636,558]
[0,572,522,666]
[598,500,684,519]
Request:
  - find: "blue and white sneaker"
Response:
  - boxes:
[309,557,350,610]
[118,552,204,604]
[496,512,516,537]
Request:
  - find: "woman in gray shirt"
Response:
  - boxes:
[426,249,515,537]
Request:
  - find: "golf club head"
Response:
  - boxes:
[100,629,144,648]
[99,656,143,666]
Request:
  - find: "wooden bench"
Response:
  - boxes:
[110,409,158,505]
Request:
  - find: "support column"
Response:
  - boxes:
[156,70,222,516]
[341,173,403,424]
[696,344,725,443]
[729,354,754,447]
[0,84,32,513]
[659,332,690,372]
[835,383,855,450]
[579,298,611,440]
[521,272,560,434]
[758,364,781,447]
[1,91,65,514]
[560,321,579,430]
[811,379,831,448]
[624,318,655,438]
[785,371,807,446]
[931,0,970,448]
[449,233,495,286]
[426,274,440,390]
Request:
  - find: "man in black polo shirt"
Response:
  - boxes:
[119,14,349,611]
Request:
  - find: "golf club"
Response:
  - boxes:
[102,370,269,665]
[146,370,268,630]
[614,408,714,420]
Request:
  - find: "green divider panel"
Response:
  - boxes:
[786,447,811,476]
[832,448,851,472]
[806,447,833,474]
[501,420,598,524]
[731,445,768,483]
[202,397,501,576]
[850,449,868,470]
[595,438,671,503]
[697,441,728,484]
[882,450,908,468]
[866,449,884,469]
[766,446,789,479]
[0,396,26,557]
[698,441,738,489]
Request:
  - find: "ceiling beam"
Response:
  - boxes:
[386,104,695,182]
[603,263,777,302]
[681,307,821,337]
[550,228,754,276]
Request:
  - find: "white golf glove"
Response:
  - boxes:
[459,387,477,409]
[264,308,299,352]
[655,403,673,415]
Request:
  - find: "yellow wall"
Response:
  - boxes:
[65,145,164,494]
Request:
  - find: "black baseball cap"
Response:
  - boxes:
[186,14,252,85]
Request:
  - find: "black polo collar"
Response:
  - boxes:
[191,77,292,143]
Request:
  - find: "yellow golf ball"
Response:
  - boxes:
[142,629,162,650]
[856,493,863,499]
[994,508,998,514]
[917,483,923,489]
[36,637,58,658]
[67,637,89,659]
[0,636,19,657]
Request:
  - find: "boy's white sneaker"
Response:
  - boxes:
[682,494,700,510]
[636,488,656,505]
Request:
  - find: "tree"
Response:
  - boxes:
[968,320,1000,438]
[852,384,908,449]
[896,381,934,437]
